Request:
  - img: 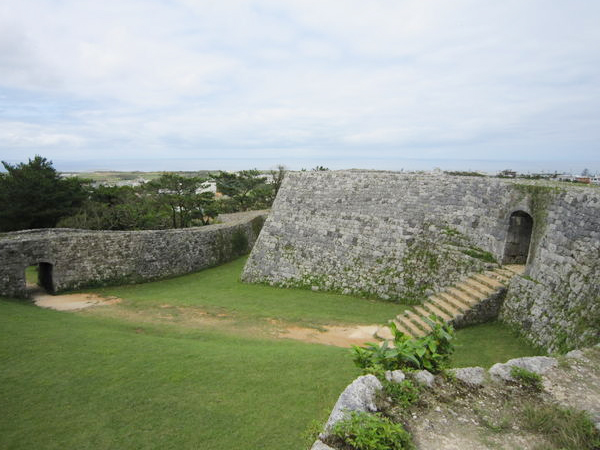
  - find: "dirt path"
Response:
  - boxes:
[276,324,380,347]
[32,287,121,311]
[30,287,380,347]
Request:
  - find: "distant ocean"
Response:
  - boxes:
[48,157,599,175]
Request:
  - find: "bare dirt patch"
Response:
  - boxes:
[32,287,381,347]
[34,292,122,311]
[275,324,379,347]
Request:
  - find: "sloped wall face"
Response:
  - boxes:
[242,171,522,302]
[0,212,266,298]
[501,188,600,352]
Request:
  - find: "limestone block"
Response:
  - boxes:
[385,370,406,383]
[450,367,486,387]
[320,374,383,437]
[310,440,336,450]
[412,370,435,388]
[489,356,558,382]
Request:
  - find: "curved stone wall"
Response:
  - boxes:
[0,211,267,298]
[243,171,599,350]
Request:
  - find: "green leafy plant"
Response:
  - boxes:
[330,411,415,450]
[352,316,454,374]
[510,366,543,391]
[383,379,420,409]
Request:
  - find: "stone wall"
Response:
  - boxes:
[0,211,267,298]
[243,171,526,302]
[243,170,599,350]
[501,187,600,352]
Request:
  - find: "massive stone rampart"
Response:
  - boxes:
[501,187,600,351]
[243,171,599,350]
[0,211,267,298]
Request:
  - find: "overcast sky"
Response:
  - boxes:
[1,0,599,173]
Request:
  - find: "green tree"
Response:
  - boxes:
[145,173,217,228]
[212,169,268,211]
[0,156,87,231]
[269,165,286,199]
[58,185,169,230]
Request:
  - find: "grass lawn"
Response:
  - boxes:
[25,265,38,284]
[91,257,406,328]
[1,256,544,449]
[452,321,543,368]
[0,300,356,450]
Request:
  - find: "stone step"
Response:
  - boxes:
[374,325,394,341]
[472,273,504,290]
[413,302,431,320]
[403,310,434,333]
[421,302,453,321]
[496,268,517,279]
[431,293,467,314]
[462,277,496,296]
[373,264,524,343]
[485,270,511,284]
[393,317,426,338]
[393,320,421,338]
[453,282,487,301]
[444,287,478,307]
[503,264,526,276]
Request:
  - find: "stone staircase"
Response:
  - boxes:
[375,265,525,340]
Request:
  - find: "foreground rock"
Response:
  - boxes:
[311,347,600,449]
[319,374,382,438]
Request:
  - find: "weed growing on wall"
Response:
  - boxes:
[461,247,497,263]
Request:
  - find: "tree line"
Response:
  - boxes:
[0,156,285,232]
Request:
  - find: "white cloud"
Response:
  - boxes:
[0,0,599,170]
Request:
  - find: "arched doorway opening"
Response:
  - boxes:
[503,211,533,264]
[25,262,54,294]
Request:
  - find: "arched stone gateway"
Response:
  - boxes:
[37,262,54,293]
[502,211,533,264]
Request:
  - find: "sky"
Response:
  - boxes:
[1,0,599,173]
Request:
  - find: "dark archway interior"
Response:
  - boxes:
[37,263,54,293]
[503,211,533,264]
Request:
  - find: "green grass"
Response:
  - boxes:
[25,265,38,285]
[93,257,405,328]
[522,402,600,449]
[451,321,543,368]
[1,258,548,449]
[0,300,357,450]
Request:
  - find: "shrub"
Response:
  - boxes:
[510,366,543,391]
[352,316,454,374]
[330,411,414,450]
[383,379,420,409]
